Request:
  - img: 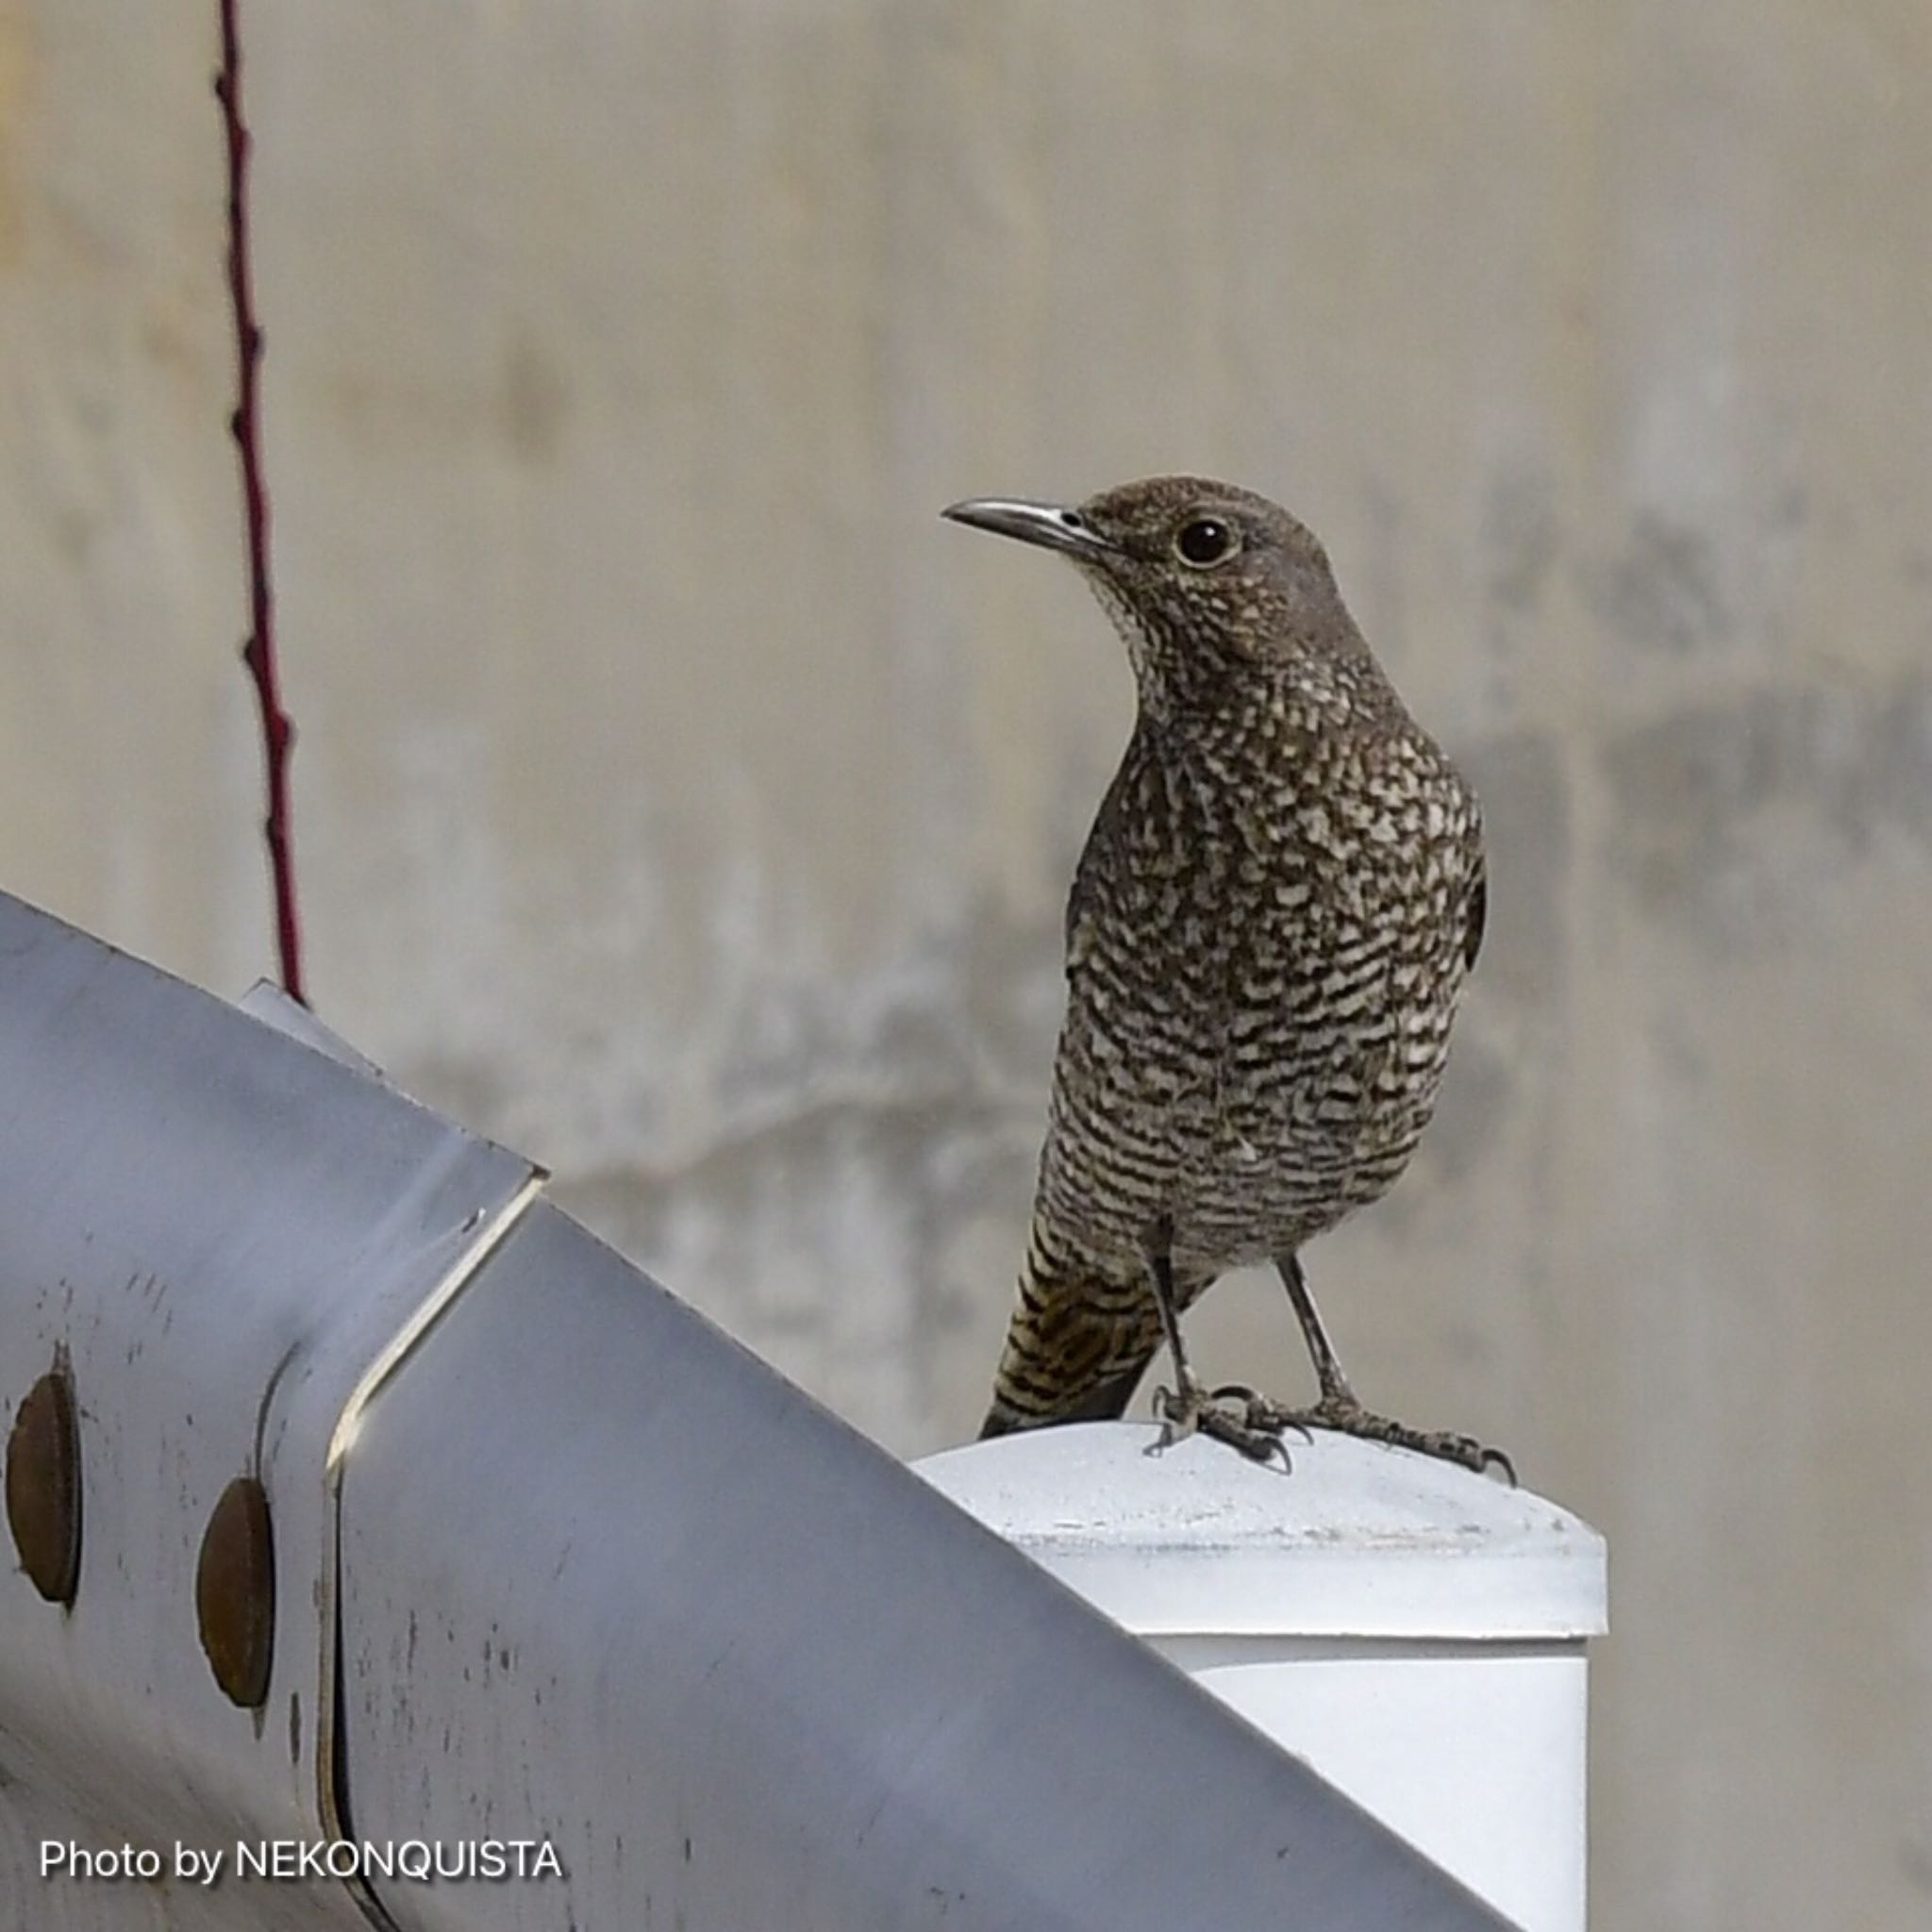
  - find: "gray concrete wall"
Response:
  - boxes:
[4,3,1929,1924]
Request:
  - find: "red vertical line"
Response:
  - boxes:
[215,0,306,1004]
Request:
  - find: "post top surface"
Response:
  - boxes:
[915,1423,1607,1641]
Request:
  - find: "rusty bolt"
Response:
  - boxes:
[6,1354,82,1607]
[196,1475,275,1708]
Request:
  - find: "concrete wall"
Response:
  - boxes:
[4,3,1929,1924]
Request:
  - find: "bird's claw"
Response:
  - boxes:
[1209,1384,1316,1447]
[1150,1380,1294,1470]
[1236,1391,1515,1482]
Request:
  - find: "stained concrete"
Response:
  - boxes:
[4,3,1931,1924]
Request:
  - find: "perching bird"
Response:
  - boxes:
[943,476,1507,1474]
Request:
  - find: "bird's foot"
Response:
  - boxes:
[1212,1386,1515,1483]
[1150,1376,1301,1469]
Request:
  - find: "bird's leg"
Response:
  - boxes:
[1141,1218,1291,1468]
[1214,1253,1516,1482]
[1278,1248,1357,1407]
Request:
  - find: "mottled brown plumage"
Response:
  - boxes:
[944,476,1506,1473]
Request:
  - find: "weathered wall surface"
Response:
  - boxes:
[4,3,1930,1924]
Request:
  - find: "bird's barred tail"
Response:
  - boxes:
[976,1228,1177,1440]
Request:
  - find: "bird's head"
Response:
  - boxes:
[943,475,1378,723]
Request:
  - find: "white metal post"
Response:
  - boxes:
[919,1424,1608,1932]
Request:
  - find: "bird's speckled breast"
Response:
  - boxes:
[1036,712,1482,1274]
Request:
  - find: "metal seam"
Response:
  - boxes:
[313,1168,549,1889]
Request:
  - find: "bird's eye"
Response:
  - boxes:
[1174,516,1238,568]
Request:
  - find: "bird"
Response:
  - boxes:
[942,475,1507,1474]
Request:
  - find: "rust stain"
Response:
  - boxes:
[5,1347,81,1607]
[196,1475,275,1709]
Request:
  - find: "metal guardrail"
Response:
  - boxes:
[0,887,1514,1929]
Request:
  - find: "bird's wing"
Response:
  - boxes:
[1463,851,1488,974]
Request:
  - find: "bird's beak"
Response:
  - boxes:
[941,497,1119,560]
